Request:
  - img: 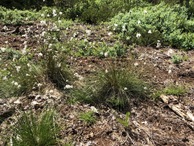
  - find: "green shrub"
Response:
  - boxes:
[0,7,41,24]
[64,0,148,24]
[11,110,59,146]
[110,2,194,50]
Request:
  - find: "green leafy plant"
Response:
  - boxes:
[63,40,127,57]
[171,55,183,64]
[117,112,130,128]
[11,110,59,146]
[79,111,96,125]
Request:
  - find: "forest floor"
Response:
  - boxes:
[0,22,194,146]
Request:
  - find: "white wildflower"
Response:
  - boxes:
[64,84,73,89]
[148,30,152,34]
[47,14,50,17]
[53,13,57,17]
[26,74,30,76]
[17,84,21,88]
[15,66,21,72]
[114,24,118,27]
[108,32,112,36]
[124,87,128,91]
[122,24,127,32]
[12,81,19,86]
[2,76,7,80]
[144,87,147,90]
[52,9,57,17]
[59,12,63,15]
[144,10,147,14]
[41,13,45,17]
[136,33,141,38]
[57,63,61,67]
[27,63,31,67]
[48,43,52,48]
[104,52,108,57]
[137,20,141,24]
[156,40,161,48]
[38,52,43,57]
[0,47,6,52]
[37,83,42,87]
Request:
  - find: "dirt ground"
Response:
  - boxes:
[0,23,194,146]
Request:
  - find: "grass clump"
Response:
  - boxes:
[0,45,73,98]
[162,85,187,96]
[79,111,96,125]
[72,63,150,111]
[44,49,72,89]
[11,110,59,146]
[0,53,44,98]
[153,84,187,98]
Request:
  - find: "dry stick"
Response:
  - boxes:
[160,94,194,130]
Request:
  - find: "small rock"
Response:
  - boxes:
[165,49,175,57]
[31,101,39,106]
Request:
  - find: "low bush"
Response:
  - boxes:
[110,2,194,50]
[0,7,40,24]
[63,40,127,57]
[64,0,148,24]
